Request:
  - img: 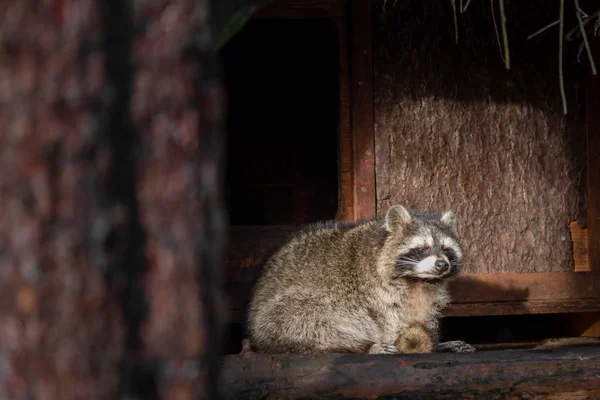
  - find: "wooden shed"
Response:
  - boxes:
[217,0,600,397]
[0,0,599,398]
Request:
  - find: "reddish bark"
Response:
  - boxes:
[132,0,225,398]
[0,1,123,398]
[0,0,224,398]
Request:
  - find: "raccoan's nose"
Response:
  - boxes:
[435,259,449,273]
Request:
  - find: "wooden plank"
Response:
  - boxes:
[350,0,376,220]
[254,0,344,19]
[571,222,590,271]
[582,319,600,338]
[446,299,600,317]
[587,40,600,271]
[222,226,298,323]
[472,337,600,351]
[335,16,355,222]
[447,272,600,303]
[219,345,600,399]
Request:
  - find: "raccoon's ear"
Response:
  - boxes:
[440,210,456,229]
[385,205,412,232]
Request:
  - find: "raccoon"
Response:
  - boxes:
[247,205,474,354]
[394,323,434,354]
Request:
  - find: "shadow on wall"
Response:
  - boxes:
[374,0,589,110]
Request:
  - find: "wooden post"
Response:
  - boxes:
[350,0,376,220]
[587,40,600,271]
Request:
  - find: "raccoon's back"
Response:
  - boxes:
[249,221,381,307]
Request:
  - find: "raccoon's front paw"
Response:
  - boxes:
[435,340,476,353]
[368,343,399,354]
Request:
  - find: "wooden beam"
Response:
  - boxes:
[587,40,600,271]
[571,221,590,271]
[447,272,600,303]
[447,299,600,317]
[219,345,600,399]
[350,0,376,220]
[336,15,354,222]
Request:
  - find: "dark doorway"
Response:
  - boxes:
[221,18,340,226]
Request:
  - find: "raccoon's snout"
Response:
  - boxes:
[434,259,449,273]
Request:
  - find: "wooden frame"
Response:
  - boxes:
[253,0,375,222]
[586,39,600,272]
[349,0,376,220]
[222,0,600,323]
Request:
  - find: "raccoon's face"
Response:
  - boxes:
[383,205,463,281]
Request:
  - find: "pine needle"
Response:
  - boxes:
[574,0,597,75]
[527,19,560,40]
[559,0,567,114]
[491,0,506,65]
[499,0,510,69]
[462,0,472,13]
[451,0,459,44]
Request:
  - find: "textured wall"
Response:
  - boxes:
[373,0,587,273]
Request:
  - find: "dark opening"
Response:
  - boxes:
[220,18,340,226]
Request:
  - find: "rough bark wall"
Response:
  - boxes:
[0,1,123,398]
[0,0,224,399]
[374,0,588,273]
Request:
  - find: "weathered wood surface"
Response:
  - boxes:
[350,0,376,221]
[571,221,590,271]
[447,271,600,303]
[133,0,225,398]
[219,345,600,399]
[335,12,354,223]
[0,1,124,398]
[373,0,588,273]
[223,226,297,323]
[587,40,600,271]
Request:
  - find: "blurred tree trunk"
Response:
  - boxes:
[0,0,225,399]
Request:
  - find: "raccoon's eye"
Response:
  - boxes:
[442,246,459,265]
[405,246,430,261]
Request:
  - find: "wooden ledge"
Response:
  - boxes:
[444,271,600,316]
[224,269,600,322]
[219,344,600,399]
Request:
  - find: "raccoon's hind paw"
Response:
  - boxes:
[368,343,399,354]
[435,340,476,353]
